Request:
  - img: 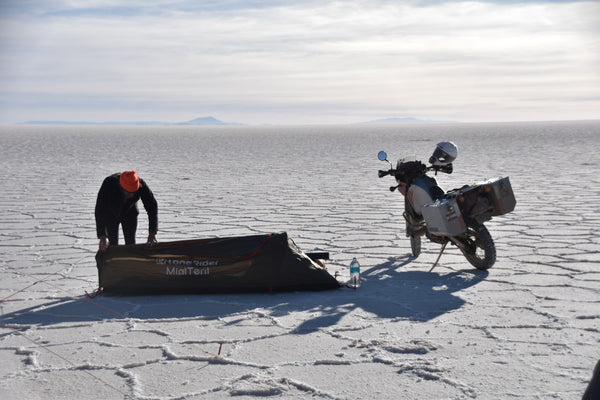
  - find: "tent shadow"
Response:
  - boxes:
[0,255,488,334]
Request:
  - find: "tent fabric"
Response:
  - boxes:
[95,232,340,294]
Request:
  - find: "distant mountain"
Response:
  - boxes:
[23,116,239,126]
[177,116,240,125]
[22,116,452,126]
[360,117,450,124]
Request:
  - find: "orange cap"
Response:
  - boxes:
[120,170,140,192]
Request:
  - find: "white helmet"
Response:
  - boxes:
[429,141,458,166]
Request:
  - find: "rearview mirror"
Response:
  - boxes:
[377,151,388,161]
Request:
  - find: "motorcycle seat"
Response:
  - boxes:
[430,185,444,200]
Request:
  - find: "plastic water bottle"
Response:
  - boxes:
[349,258,360,286]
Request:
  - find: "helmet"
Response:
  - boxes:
[429,141,458,166]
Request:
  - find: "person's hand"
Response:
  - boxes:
[99,236,109,252]
[146,232,158,247]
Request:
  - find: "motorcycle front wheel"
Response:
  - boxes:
[456,223,496,270]
[410,235,421,257]
[404,195,422,257]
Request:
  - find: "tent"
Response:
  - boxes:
[95,232,340,294]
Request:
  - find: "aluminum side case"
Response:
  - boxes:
[486,176,516,216]
[422,197,467,236]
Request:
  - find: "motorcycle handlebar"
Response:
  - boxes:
[378,169,394,178]
[427,164,453,174]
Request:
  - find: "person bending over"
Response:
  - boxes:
[95,170,158,251]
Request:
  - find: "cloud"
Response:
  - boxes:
[1,0,599,123]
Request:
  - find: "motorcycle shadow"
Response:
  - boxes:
[358,255,490,321]
[0,255,489,332]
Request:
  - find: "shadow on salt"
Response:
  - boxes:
[1,255,488,332]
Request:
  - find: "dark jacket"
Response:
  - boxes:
[95,173,158,239]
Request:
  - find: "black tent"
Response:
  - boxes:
[96,232,340,294]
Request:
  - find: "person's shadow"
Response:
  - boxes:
[0,255,488,335]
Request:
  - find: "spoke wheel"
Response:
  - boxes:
[459,223,496,270]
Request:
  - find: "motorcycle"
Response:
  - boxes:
[377,142,515,270]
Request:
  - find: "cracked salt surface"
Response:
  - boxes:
[1,122,599,399]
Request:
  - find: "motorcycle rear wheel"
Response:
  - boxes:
[458,223,496,270]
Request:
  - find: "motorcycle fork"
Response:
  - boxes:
[402,196,451,271]
[403,198,426,238]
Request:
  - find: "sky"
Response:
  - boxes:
[1,0,599,125]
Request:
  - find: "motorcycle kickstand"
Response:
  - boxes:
[428,241,448,272]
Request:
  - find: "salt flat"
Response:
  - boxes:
[1,121,599,399]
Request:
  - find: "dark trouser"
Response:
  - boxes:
[583,359,600,400]
[105,207,139,246]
